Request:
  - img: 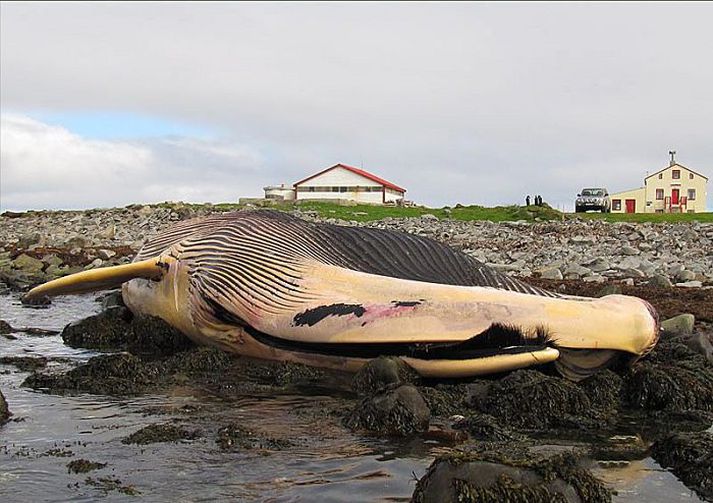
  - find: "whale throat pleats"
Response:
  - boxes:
[134,210,558,319]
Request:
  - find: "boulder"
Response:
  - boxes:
[676,281,703,288]
[17,232,43,249]
[345,384,430,436]
[661,314,695,336]
[0,389,10,424]
[98,249,117,260]
[619,245,640,256]
[538,267,563,280]
[12,254,44,273]
[676,270,697,282]
[64,236,87,249]
[563,264,591,280]
[685,333,713,364]
[647,274,672,288]
[99,224,116,240]
[41,254,64,267]
[351,356,418,395]
[412,450,611,503]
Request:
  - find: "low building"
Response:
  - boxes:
[611,154,708,213]
[293,163,406,204]
[263,184,295,201]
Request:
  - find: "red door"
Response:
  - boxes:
[671,189,680,205]
[625,199,636,213]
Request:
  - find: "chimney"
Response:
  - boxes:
[669,150,676,166]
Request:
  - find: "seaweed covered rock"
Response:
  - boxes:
[578,370,623,411]
[23,346,236,396]
[215,423,291,451]
[623,339,713,412]
[240,358,329,387]
[67,459,107,474]
[0,388,10,425]
[61,308,195,356]
[651,431,713,501]
[61,307,133,349]
[467,370,611,431]
[418,384,469,417]
[23,353,160,395]
[351,356,418,395]
[589,435,648,461]
[345,384,430,437]
[453,413,523,442]
[122,423,199,445]
[412,448,611,503]
[685,333,713,364]
[158,346,234,374]
[0,319,13,334]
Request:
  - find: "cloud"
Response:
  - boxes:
[1,3,712,211]
[0,114,265,211]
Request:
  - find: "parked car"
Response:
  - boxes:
[575,188,611,213]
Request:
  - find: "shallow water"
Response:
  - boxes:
[0,294,705,502]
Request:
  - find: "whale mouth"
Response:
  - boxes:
[245,323,552,361]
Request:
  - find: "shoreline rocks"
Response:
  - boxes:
[1,205,712,292]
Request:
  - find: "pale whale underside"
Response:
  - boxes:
[27,210,659,380]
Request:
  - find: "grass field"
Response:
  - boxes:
[160,200,713,223]
[574,211,713,223]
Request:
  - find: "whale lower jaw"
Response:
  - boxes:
[245,322,550,361]
[194,322,560,379]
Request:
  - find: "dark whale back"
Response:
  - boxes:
[135,210,557,298]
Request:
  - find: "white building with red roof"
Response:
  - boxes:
[287,163,406,204]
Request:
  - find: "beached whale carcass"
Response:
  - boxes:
[25,210,659,380]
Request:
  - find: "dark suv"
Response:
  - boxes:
[575,188,611,213]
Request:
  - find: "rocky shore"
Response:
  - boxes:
[2,204,712,501]
[1,203,711,292]
[4,290,712,501]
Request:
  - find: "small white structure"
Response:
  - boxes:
[263,184,295,201]
[293,163,406,204]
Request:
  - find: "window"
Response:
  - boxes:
[339,187,347,193]
[658,173,663,179]
[689,173,694,179]
[672,169,680,179]
[688,189,696,201]
[656,189,664,200]
[612,199,621,211]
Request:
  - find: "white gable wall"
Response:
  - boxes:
[295,166,404,203]
[298,166,377,187]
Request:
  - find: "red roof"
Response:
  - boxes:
[293,164,406,193]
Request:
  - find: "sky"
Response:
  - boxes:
[1,2,712,212]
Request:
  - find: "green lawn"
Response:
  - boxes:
[154,200,712,223]
[293,201,564,222]
[574,211,713,223]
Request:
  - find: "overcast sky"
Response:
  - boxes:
[1,2,712,212]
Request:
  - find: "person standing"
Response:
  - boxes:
[526,195,531,206]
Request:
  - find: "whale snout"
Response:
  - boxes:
[638,298,660,358]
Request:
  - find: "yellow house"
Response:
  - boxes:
[611,155,708,213]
